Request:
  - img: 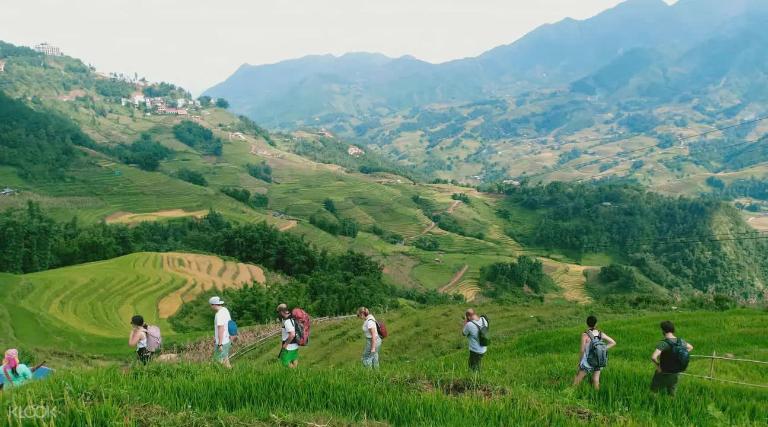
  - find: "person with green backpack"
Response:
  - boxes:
[573,315,616,390]
[650,320,693,396]
[462,309,489,372]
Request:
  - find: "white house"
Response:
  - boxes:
[33,43,63,56]
[131,92,145,107]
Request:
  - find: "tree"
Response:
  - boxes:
[198,95,212,107]
[247,162,272,182]
[176,168,208,186]
[215,98,230,109]
[414,236,439,251]
[323,198,337,214]
[172,120,223,156]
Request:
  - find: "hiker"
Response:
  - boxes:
[129,315,152,364]
[650,320,693,396]
[357,307,382,368]
[462,309,489,372]
[210,296,232,368]
[573,315,616,390]
[277,303,299,368]
[1,349,33,389]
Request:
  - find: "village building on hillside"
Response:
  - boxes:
[131,92,146,107]
[33,42,63,56]
[0,59,5,72]
[348,145,365,157]
[165,108,188,115]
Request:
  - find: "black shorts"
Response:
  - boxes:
[137,348,152,365]
[650,372,679,395]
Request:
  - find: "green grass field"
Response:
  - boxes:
[0,252,264,359]
[1,305,765,426]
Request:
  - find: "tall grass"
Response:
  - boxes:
[1,308,765,426]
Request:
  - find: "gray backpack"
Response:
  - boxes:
[472,316,490,347]
[586,330,608,368]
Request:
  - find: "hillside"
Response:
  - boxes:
[0,42,534,298]
[0,252,265,359]
[1,39,766,307]
[1,305,766,425]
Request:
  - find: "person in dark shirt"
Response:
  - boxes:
[650,320,694,396]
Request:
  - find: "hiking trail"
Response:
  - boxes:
[439,264,469,293]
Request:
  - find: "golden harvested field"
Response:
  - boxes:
[105,209,208,224]
[158,252,266,317]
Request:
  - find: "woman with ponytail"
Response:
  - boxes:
[357,307,381,368]
[129,315,151,364]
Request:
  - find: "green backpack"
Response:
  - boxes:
[472,315,490,347]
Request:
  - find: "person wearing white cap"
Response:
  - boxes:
[209,296,232,368]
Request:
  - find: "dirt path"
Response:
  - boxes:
[279,220,298,232]
[439,264,469,293]
[446,200,461,214]
[421,221,437,235]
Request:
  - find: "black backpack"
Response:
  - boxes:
[472,315,490,347]
[586,330,608,369]
[660,338,690,373]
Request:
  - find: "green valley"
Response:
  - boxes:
[1,1,768,425]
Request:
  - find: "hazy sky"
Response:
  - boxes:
[1,0,674,95]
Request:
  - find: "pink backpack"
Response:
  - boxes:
[290,308,311,346]
[145,325,162,352]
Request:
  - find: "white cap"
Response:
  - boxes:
[208,296,224,305]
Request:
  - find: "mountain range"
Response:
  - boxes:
[205,0,768,127]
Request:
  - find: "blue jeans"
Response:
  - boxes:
[362,338,381,368]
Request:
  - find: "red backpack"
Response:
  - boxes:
[291,308,311,346]
[375,319,389,339]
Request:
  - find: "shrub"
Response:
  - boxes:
[176,168,207,186]
[414,236,439,251]
[172,120,223,156]
[247,162,273,183]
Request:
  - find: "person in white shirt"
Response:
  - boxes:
[277,304,299,368]
[462,309,487,372]
[128,315,150,365]
[357,307,381,368]
[209,296,232,368]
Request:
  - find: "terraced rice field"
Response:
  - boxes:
[540,258,595,304]
[0,252,265,351]
[105,209,208,225]
[158,252,265,317]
